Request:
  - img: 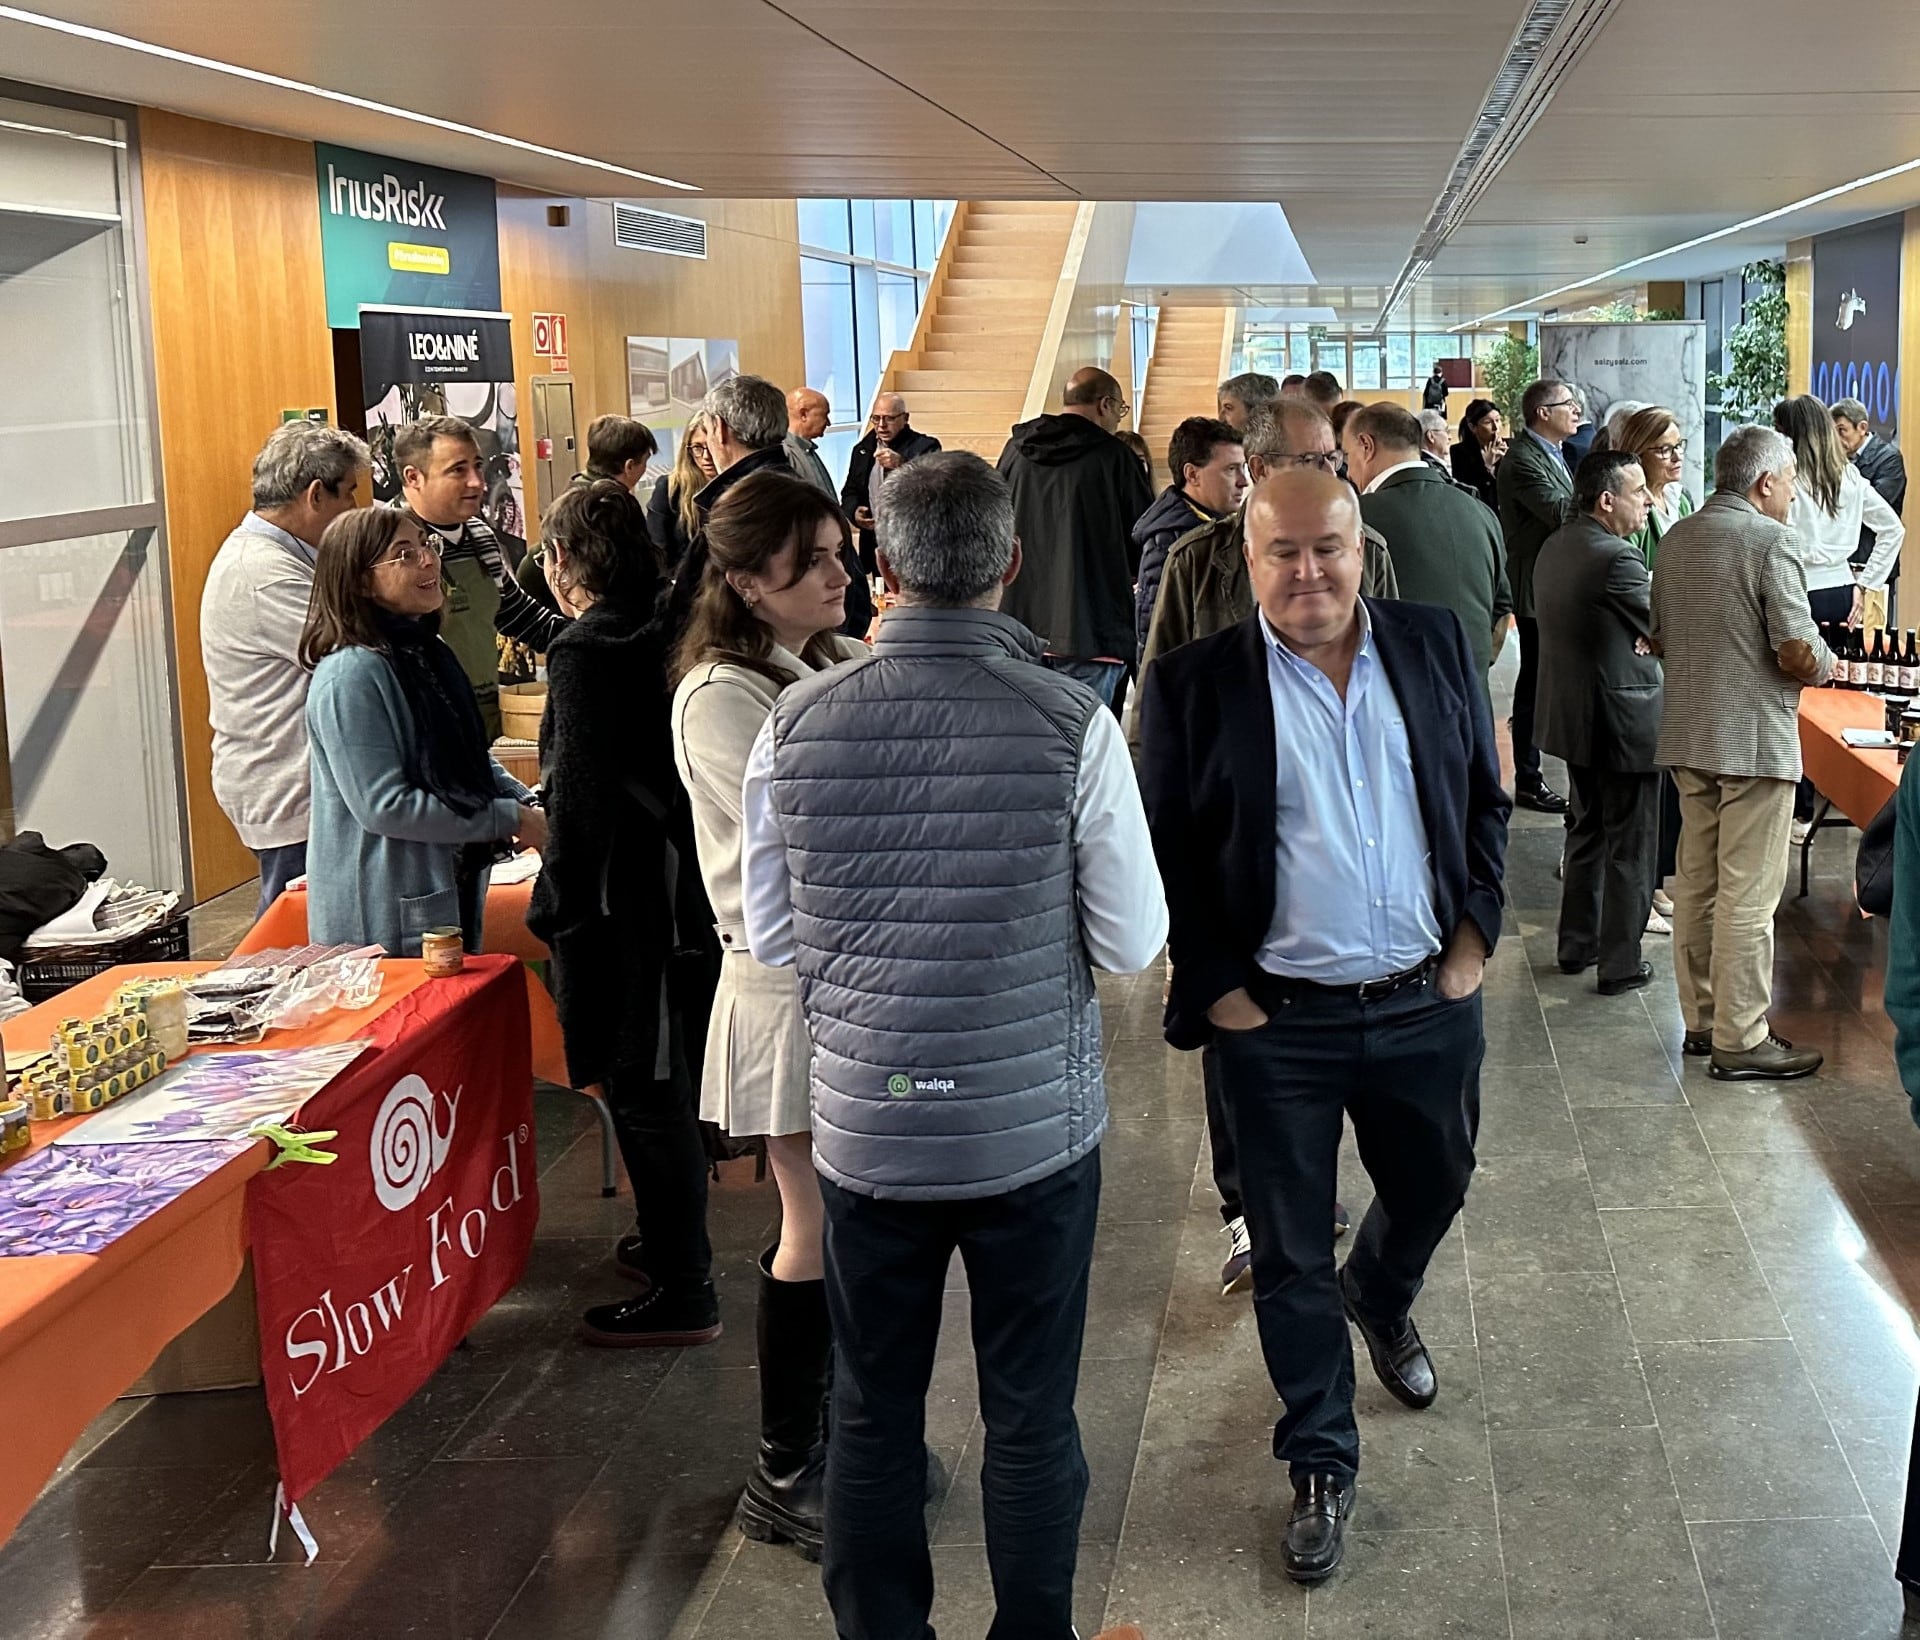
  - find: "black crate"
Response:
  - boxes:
[17,916,192,1003]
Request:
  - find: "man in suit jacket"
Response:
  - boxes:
[1535,450,1663,993]
[1138,469,1510,1585]
[1652,425,1835,1082]
[840,392,940,576]
[1497,379,1584,814]
[1833,398,1907,580]
[1343,402,1512,680]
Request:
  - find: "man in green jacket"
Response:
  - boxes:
[1343,403,1511,683]
[1140,400,1397,681]
[1496,379,1582,814]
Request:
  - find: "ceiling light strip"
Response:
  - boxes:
[0,6,697,191]
[1450,153,1920,330]
[1373,0,1621,331]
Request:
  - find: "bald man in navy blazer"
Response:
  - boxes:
[1137,469,1510,1583]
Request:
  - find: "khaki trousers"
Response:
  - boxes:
[1669,768,1796,1052]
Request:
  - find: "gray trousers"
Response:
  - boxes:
[1557,764,1660,983]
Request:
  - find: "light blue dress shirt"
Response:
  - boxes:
[1256,605,1443,983]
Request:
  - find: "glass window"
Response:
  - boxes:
[1385,333,1414,388]
[1415,333,1467,378]
[1350,341,1382,391]
[873,201,914,268]
[797,199,852,254]
[0,529,183,891]
[849,199,876,262]
[876,271,920,367]
[1288,333,1313,375]
[800,257,857,425]
[852,264,882,417]
[0,97,152,521]
[1314,339,1348,381]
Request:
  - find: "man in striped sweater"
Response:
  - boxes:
[398,415,568,738]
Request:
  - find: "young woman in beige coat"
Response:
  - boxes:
[670,468,864,1559]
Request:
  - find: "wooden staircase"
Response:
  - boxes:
[1137,308,1234,487]
[883,202,1082,462]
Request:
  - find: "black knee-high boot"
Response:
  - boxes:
[737,1247,830,1560]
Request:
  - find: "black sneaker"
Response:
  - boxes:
[581,1281,722,1348]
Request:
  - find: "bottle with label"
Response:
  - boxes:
[1847,627,1867,689]
[1904,630,1920,695]
[1868,628,1886,689]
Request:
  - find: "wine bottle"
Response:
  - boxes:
[1904,629,1919,694]
[1850,627,1871,689]
[1868,628,1885,689]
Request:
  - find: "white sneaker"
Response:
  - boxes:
[1652,889,1674,917]
[1791,818,1813,846]
[1220,1216,1253,1296]
[1646,909,1672,936]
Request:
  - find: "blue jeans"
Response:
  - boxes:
[253,841,307,917]
[819,1150,1100,1640]
[1213,970,1482,1483]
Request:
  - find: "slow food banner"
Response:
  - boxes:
[248,955,537,1505]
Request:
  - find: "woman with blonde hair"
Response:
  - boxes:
[1774,393,1905,833]
[645,412,719,574]
[1618,406,1693,568]
[670,467,864,1560]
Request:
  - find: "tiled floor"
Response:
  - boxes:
[12,719,1920,1636]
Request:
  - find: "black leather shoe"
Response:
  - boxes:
[1558,957,1594,976]
[1285,1473,1355,1583]
[1598,961,1653,996]
[1514,779,1570,815]
[1682,1030,1713,1057]
[1341,1269,1437,1409]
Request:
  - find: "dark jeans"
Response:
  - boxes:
[604,1061,711,1289]
[1045,655,1128,721]
[1800,585,1858,819]
[819,1151,1101,1640]
[1511,615,1543,784]
[1213,972,1482,1483]
[253,841,307,917]
[1202,1046,1243,1223]
[1559,764,1661,983]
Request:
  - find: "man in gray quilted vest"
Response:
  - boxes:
[742,450,1168,1639]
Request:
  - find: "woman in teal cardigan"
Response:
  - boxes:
[301,508,542,956]
[1620,406,1695,567]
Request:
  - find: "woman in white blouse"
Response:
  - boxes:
[1773,393,1905,628]
[669,467,865,1561]
[1774,393,1905,832]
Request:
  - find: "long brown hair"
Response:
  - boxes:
[671,413,712,540]
[1773,393,1848,515]
[299,507,414,669]
[670,469,851,686]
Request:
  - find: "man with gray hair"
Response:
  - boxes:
[201,421,369,910]
[741,450,1166,1637]
[1652,424,1835,1081]
[1419,408,1453,461]
[1218,371,1281,433]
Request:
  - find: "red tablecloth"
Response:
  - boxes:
[236,878,570,1088]
[0,959,441,1543]
[1799,687,1901,829]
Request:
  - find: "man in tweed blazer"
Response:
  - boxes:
[1650,425,1835,1082]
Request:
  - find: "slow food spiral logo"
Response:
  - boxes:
[370,1073,460,1211]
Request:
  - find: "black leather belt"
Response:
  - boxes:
[1249,955,1438,1010]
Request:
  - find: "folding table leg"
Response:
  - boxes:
[591,1096,618,1198]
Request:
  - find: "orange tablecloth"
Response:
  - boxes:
[0,960,435,1544]
[235,879,569,1087]
[1798,688,1901,830]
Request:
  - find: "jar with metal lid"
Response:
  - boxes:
[421,927,465,978]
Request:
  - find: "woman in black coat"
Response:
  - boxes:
[1451,397,1504,510]
[526,478,722,1349]
[644,412,717,576]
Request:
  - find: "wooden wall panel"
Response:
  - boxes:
[141,110,336,900]
[498,191,806,528]
[1786,238,1814,398]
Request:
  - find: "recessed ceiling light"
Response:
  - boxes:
[0,5,697,192]
[1452,155,1920,330]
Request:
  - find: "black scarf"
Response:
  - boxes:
[371,608,498,819]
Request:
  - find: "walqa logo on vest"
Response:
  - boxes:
[886,1074,956,1096]
[326,163,448,230]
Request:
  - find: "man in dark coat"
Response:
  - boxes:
[840,392,940,576]
[997,366,1154,712]
[1342,403,1511,682]
[1535,450,1663,995]
[1131,415,1247,665]
[1497,378,1583,813]
[1834,398,1908,581]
